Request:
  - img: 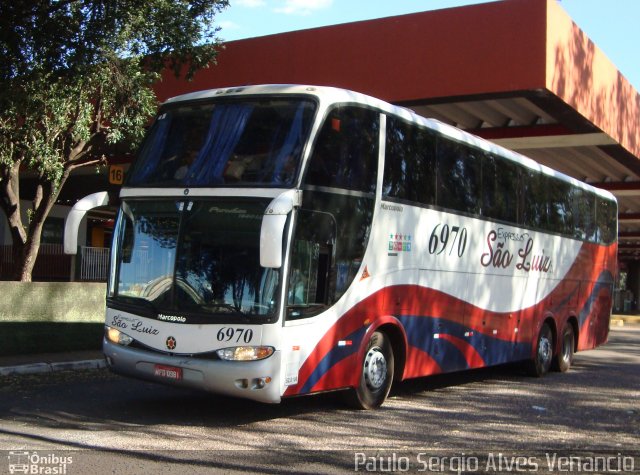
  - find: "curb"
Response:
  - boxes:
[0,358,106,377]
[610,315,640,327]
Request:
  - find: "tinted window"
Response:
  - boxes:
[127,99,316,187]
[304,106,379,193]
[383,117,436,205]
[521,169,547,229]
[436,139,481,214]
[546,179,572,235]
[380,114,616,243]
[570,188,596,241]
[479,152,520,222]
[596,197,618,244]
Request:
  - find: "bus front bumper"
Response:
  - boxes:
[103,339,282,404]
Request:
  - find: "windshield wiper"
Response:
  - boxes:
[196,303,260,323]
[109,295,160,315]
[204,303,245,314]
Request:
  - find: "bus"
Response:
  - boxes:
[87,85,617,409]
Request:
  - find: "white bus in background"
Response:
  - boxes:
[68,85,617,409]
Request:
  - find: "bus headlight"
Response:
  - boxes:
[106,326,134,346]
[216,346,274,361]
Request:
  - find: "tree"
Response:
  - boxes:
[0,0,229,281]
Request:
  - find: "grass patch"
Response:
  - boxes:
[0,322,103,356]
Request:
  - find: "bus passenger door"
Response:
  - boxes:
[281,209,337,394]
[286,210,336,318]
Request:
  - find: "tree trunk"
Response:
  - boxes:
[0,161,27,280]
[16,213,48,282]
[0,163,67,282]
[17,241,39,282]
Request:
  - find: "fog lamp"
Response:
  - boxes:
[216,346,274,361]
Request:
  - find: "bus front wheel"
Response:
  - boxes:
[346,331,394,409]
[527,323,554,377]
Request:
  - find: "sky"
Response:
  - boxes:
[215,0,640,91]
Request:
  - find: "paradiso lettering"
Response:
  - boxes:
[480,229,552,273]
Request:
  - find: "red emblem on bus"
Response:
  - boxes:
[166,336,177,350]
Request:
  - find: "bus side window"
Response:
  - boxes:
[287,210,336,320]
[436,139,480,214]
[548,179,574,236]
[481,153,520,223]
[521,169,547,229]
[570,188,596,241]
[383,116,436,206]
[304,106,379,193]
[596,197,617,244]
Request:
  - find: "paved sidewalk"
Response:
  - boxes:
[1,315,638,377]
[0,350,105,377]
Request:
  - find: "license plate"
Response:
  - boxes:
[154,364,182,380]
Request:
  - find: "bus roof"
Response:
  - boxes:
[163,84,616,203]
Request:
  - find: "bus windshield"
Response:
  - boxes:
[127,98,316,187]
[111,199,279,321]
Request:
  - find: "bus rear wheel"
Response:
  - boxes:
[346,331,394,409]
[527,323,553,377]
[552,323,575,373]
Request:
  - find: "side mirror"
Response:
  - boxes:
[260,190,301,268]
[64,192,110,254]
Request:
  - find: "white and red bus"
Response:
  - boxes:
[93,85,617,408]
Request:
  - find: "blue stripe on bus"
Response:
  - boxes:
[578,270,615,328]
[550,282,581,314]
[397,315,531,370]
[300,269,614,396]
[299,326,367,394]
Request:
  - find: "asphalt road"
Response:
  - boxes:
[0,327,638,474]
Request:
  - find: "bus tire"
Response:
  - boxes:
[527,323,553,377]
[552,323,575,373]
[346,331,394,410]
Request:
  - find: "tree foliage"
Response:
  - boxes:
[0,0,229,281]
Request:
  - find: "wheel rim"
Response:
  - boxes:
[539,333,552,368]
[363,347,387,391]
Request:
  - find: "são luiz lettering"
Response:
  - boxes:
[481,230,552,273]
